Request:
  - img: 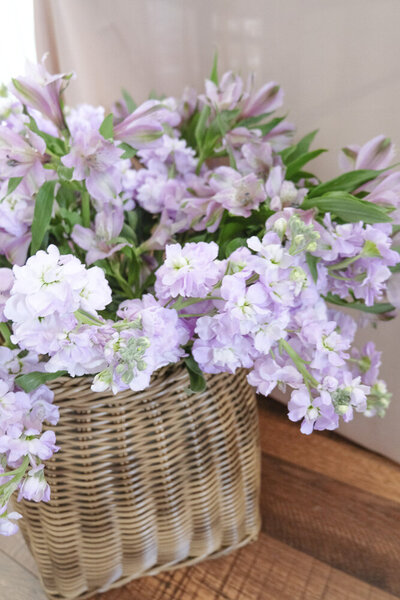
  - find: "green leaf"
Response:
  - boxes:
[301,191,392,224]
[99,113,114,140]
[184,356,207,393]
[122,88,137,113]
[285,149,327,180]
[40,132,67,156]
[281,130,319,164]
[306,253,319,282]
[325,293,395,314]
[59,207,82,228]
[257,115,286,137]
[195,105,211,149]
[31,180,57,253]
[238,112,274,129]
[6,177,23,195]
[118,142,137,159]
[308,169,382,198]
[210,51,219,85]
[225,237,247,257]
[15,370,67,393]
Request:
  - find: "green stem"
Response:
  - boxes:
[0,455,30,504]
[81,191,91,228]
[279,338,319,388]
[328,254,361,271]
[74,309,104,326]
[109,262,135,299]
[171,296,220,311]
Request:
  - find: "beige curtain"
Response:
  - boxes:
[34,0,400,462]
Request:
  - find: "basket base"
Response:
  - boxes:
[39,527,261,600]
[17,367,261,600]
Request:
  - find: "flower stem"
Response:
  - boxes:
[81,191,91,228]
[279,338,319,388]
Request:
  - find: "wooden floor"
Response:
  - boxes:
[1,398,399,600]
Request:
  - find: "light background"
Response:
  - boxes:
[0,1,36,85]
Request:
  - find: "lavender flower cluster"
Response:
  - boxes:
[0,57,398,535]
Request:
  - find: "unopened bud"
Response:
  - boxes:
[273,217,287,237]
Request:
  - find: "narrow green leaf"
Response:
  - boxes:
[238,112,274,129]
[301,191,392,224]
[195,105,211,149]
[308,169,382,198]
[6,177,23,195]
[325,293,395,314]
[122,88,137,113]
[281,130,319,164]
[210,52,219,85]
[285,149,327,180]
[184,356,207,393]
[31,180,57,253]
[15,370,67,393]
[306,253,319,282]
[257,116,286,137]
[99,113,114,140]
[294,130,319,157]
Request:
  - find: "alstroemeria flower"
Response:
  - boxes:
[72,205,127,264]
[241,79,283,118]
[210,167,265,217]
[339,134,395,172]
[11,57,73,130]
[0,126,46,179]
[62,128,123,204]
[113,100,164,149]
[200,71,245,111]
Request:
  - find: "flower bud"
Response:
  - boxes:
[273,217,287,238]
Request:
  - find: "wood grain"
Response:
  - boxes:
[260,453,400,595]
[93,533,398,600]
[1,398,399,600]
[258,398,400,503]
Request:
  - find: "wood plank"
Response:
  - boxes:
[0,530,39,577]
[260,452,400,596]
[259,398,400,504]
[0,549,46,600]
[93,533,398,600]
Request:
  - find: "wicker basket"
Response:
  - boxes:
[16,363,261,600]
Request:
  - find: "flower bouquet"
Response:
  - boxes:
[0,55,399,597]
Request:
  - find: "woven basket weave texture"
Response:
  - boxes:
[17,364,261,600]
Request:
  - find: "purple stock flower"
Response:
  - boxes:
[18,465,51,502]
[155,242,221,300]
[0,269,14,321]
